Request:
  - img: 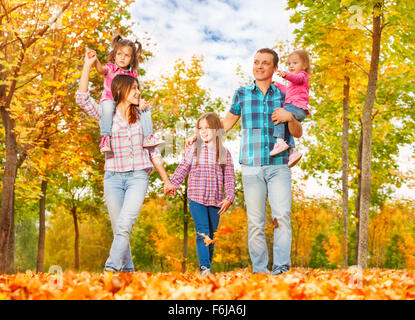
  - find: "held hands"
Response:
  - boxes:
[84,48,97,66]
[217,199,231,215]
[163,181,177,196]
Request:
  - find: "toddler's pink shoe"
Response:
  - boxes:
[99,134,111,153]
[143,133,165,148]
[270,140,289,156]
[288,148,302,167]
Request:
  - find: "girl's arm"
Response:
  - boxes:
[86,48,107,75]
[218,150,235,215]
[170,146,194,188]
[282,71,308,85]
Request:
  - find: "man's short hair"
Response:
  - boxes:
[256,48,279,67]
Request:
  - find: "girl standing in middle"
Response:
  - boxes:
[167,112,235,275]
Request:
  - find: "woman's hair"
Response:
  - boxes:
[194,112,227,170]
[288,49,312,74]
[111,74,140,124]
[108,35,142,71]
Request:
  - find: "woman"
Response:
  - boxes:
[76,51,174,272]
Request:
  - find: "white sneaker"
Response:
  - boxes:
[200,266,211,275]
[143,133,165,148]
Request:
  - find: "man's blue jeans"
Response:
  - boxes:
[241,164,292,274]
[188,199,220,270]
[103,170,148,271]
[100,100,153,137]
[272,103,307,148]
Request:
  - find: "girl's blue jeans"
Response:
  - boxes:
[103,170,148,271]
[188,199,221,270]
[100,100,153,137]
[272,103,307,148]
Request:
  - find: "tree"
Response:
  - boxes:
[288,0,415,268]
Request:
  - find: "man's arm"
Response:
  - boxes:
[222,111,240,133]
[271,108,302,138]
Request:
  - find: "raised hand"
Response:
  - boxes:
[276,70,286,78]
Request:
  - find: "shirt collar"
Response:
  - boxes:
[250,81,276,94]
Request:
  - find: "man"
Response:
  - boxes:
[222,48,302,274]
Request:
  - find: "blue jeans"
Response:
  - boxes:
[241,164,292,274]
[272,103,307,148]
[103,170,148,271]
[100,100,153,137]
[188,199,221,270]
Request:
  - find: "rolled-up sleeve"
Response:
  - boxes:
[223,150,235,203]
[229,90,241,115]
[76,91,102,121]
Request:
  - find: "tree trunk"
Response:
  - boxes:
[37,179,48,273]
[342,76,350,268]
[354,127,363,265]
[181,185,189,273]
[0,111,18,273]
[71,206,80,271]
[6,194,15,274]
[357,3,382,269]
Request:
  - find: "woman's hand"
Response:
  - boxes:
[84,47,97,67]
[163,181,177,196]
[139,99,150,112]
[217,199,231,215]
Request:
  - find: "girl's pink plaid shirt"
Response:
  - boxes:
[76,91,160,173]
[170,143,235,207]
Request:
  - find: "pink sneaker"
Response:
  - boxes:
[143,134,165,148]
[288,148,302,167]
[270,140,289,156]
[99,135,111,153]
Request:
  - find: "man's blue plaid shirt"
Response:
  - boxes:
[229,81,288,166]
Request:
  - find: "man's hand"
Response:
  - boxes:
[271,108,294,126]
[185,135,197,149]
[217,199,231,215]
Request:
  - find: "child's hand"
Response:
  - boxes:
[84,48,97,66]
[277,70,286,78]
[139,99,150,111]
[163,182,177,196]
[217,199,231,215]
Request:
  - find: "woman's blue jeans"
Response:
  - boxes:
[188,199,221,270]
[103,170,148,271]
[272,103,307,148]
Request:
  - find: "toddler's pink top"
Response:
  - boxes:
[280,71,310,114]
[100,63,138,103]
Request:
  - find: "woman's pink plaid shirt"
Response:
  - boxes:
[171,143,235,207]
[76,91,160,173]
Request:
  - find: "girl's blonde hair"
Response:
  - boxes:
[108,35,142,71]
[288,49,312,74]
[194,112,227,170]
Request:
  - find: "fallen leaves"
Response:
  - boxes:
[0,268,414,300]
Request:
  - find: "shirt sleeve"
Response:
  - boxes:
[283,71,308,85]
[170,145,195,188]
[223,150,235,203]
[75,91,102,121]
[229,90,241,115]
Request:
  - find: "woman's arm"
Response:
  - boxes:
[75,51,103,121]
